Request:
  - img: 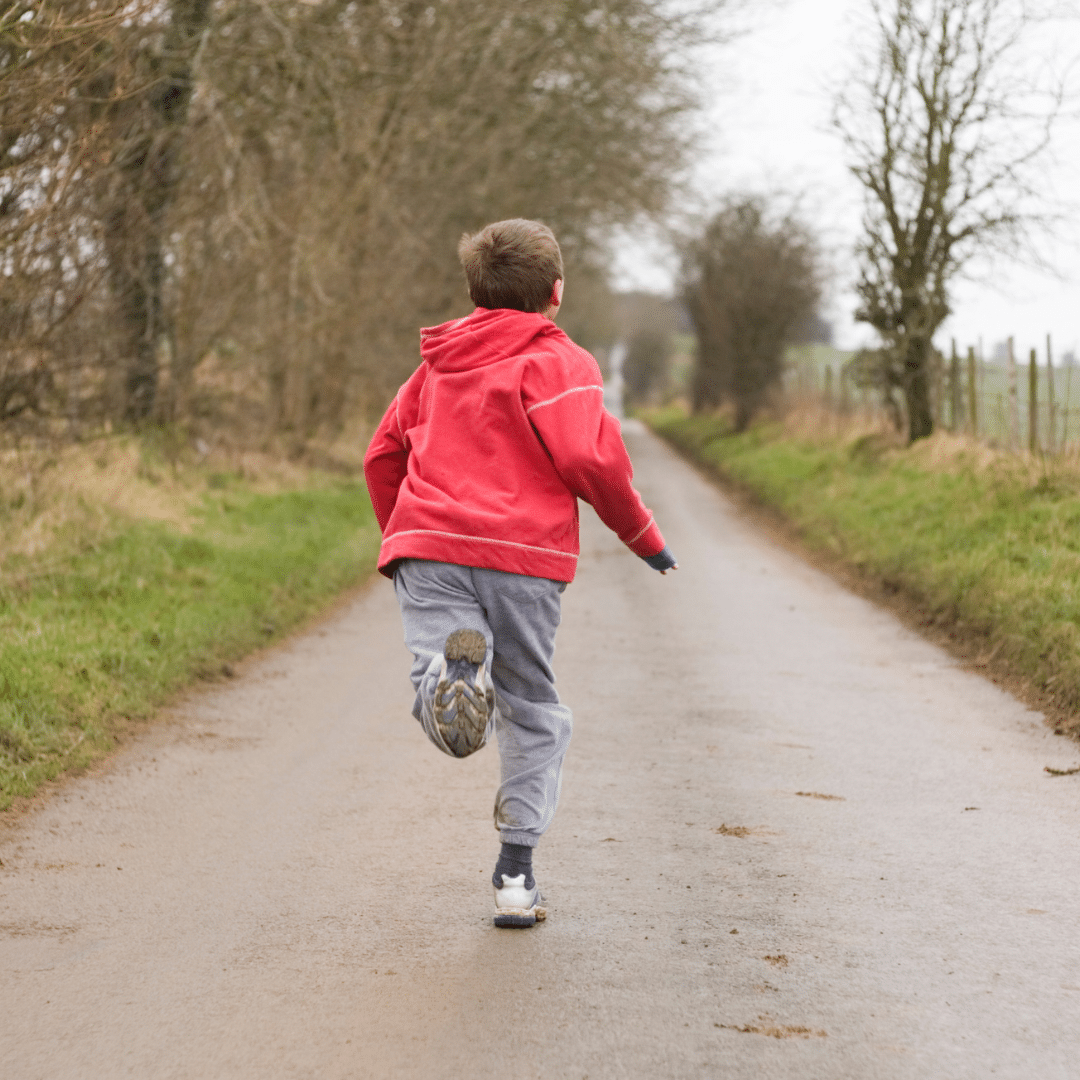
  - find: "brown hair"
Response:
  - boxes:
[457,219,563,312]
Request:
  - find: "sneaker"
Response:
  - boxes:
[433,629,494,758]
[493,873,547,929]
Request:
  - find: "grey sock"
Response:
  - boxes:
[493,843,534,889]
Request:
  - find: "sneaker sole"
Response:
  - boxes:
[433,673,490,756]
[493,904,547,929]
[434,630,491,758]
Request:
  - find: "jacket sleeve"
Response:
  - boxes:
[524,351,666,559]
[363,394,408,534]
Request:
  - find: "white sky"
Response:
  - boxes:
[612,0,1080,360]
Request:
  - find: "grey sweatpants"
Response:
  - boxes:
[393,559,572,848]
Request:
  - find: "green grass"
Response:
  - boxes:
[648,406,1080,722]
[0,482,381,806]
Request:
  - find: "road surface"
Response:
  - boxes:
[3,422,1080,1079]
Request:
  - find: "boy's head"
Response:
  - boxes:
[458,219,563,315]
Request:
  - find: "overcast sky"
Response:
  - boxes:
[613,0,1080,361]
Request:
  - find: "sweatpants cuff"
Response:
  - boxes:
[499,831,540,848]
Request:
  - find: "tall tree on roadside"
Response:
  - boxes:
[682,197,820,431]
[104,0,214,421]
[834,0,1067,443]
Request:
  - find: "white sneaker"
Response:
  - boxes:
[493,873,546,928]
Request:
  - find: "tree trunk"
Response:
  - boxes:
[109,0,214,423]
[105,217,167,421]
[734,395,754,433]
[904,340,934,442]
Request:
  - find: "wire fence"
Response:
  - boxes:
[786,339,1080,453]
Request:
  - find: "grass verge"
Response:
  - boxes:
[1,446,381,808]
[646,405,1080,735]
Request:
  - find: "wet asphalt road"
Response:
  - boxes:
[3,421,1080,1079]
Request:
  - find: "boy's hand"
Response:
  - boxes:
[641,546,678,574]
[659,564,678,576]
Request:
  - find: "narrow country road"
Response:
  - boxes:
[3,423,1079,1080]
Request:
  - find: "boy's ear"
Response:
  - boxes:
[551,279,563,308]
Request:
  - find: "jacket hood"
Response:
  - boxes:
[420,308,558,372]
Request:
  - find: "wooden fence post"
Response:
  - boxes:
[967,346,978,436]
[932,348,944,428]
[1006,337,1020,450]
[1046,334,1056,454]
[1029,347,1038,453]
[950,339,961,432]
[1064,354,1074,450]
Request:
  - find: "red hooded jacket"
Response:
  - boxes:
[363,307,666,582]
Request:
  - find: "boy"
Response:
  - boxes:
[363,218,677,928]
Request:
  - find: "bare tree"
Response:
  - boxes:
[624,328,673,407]
[103,0,214,422]
[682,197,821,431]
[1,0,154,425]
[611,292,686,407]
[2,0,734,443]
[834,0,1068,442]
[176,0,731,439]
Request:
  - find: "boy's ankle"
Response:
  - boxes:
[493,842,534,888]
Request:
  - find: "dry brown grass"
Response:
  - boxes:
[777,399,1080,485]
[0,429,369,572]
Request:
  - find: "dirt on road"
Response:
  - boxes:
[3,422,1080,1079]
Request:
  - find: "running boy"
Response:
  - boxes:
[363,219,677,928]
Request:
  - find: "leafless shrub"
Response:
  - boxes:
[681,196,821,431]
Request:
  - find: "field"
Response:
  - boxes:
[0,435,381,807]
